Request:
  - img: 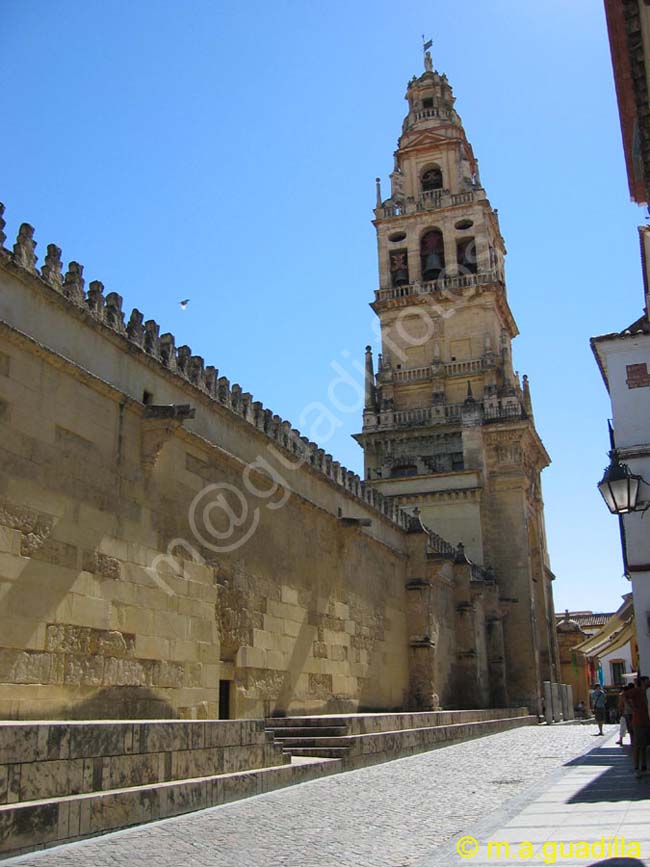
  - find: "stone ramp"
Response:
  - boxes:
[0,719,341,859]
[267,707,535,767]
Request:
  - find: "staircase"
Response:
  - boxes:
[267,707,536,769]
[267,721,352,760]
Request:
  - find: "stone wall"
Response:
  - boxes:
[0,322,411,719]
[0,209,513,719]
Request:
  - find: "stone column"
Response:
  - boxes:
[565,685,575,720]
[405,579,438,710]
[560,684,569,722]
[551,682,563,722]
[453,554,481,708]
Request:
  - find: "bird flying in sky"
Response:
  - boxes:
[179,299,190,310]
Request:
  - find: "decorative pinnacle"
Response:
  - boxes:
[522,374,534,418]
[364,345,376,411]
[13,223,37,271]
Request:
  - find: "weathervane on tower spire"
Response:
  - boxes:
[422,34,433,72]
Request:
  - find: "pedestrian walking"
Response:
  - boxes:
[616,683,634,745]
[590,683,606,735]
[628,676,650,778]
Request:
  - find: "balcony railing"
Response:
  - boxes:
[388,356,495,385]
[483,403,524,422]
[392,365,436,383]
[444,357,489,377]
[413,107,452,123]
[380,188,479,219]
[391,403,464,426]
[426,529,457,558]
[375,270,502,304]
[363,399,524,431]
[421,188,444,206]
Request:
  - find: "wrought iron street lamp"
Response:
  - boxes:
[597,455,643,515]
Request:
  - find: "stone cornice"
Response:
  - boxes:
[370,281,519,340]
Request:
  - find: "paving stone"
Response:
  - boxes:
[1,725,607,867]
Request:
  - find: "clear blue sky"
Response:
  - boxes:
[2,0,643,613]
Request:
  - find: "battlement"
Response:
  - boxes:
[0,204,414,531]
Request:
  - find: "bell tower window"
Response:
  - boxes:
[389,249,409,287]
[457,237,477,274]
[421,166,443,192]
[420,229,445,281]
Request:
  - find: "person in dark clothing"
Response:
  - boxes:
[590,683,606,735]
[628,676,650,777]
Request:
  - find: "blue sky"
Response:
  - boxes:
[1,0,643,613]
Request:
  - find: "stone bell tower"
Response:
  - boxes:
[354,50,560,708]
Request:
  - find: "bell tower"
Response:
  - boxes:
[355,50,560,708]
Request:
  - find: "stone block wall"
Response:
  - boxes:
[0,719,283,804]
[0,214,514,720]
[0,328,410,719]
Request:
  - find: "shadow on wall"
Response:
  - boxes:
[41,687,177,721]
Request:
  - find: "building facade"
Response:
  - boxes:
[0,56,560,720]
[0,203,522,719]
[556,602,638,707]
[355,54,560,708]
[594,0,650,673]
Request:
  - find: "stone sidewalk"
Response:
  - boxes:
[420,728,650,867]
[5,725,647,867]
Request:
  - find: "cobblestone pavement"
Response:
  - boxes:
[8,725,606,867]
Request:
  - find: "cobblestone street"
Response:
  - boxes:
[5,726,615,867]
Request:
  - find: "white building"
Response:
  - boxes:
[592,227,650,673]
[596,0,650,675]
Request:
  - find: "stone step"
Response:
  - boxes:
[267,716,347,727]
[275,714,536,765]
[265,725,348,738]
[0,756,342,859]
[265,708,529,737]
[281,746,351,759]
[272,736,355,747]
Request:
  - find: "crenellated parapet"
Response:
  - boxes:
[0,204,416,532]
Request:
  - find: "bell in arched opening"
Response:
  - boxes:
[421,166,443,192]
[389,249,409,287]
[420,229,445,281]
